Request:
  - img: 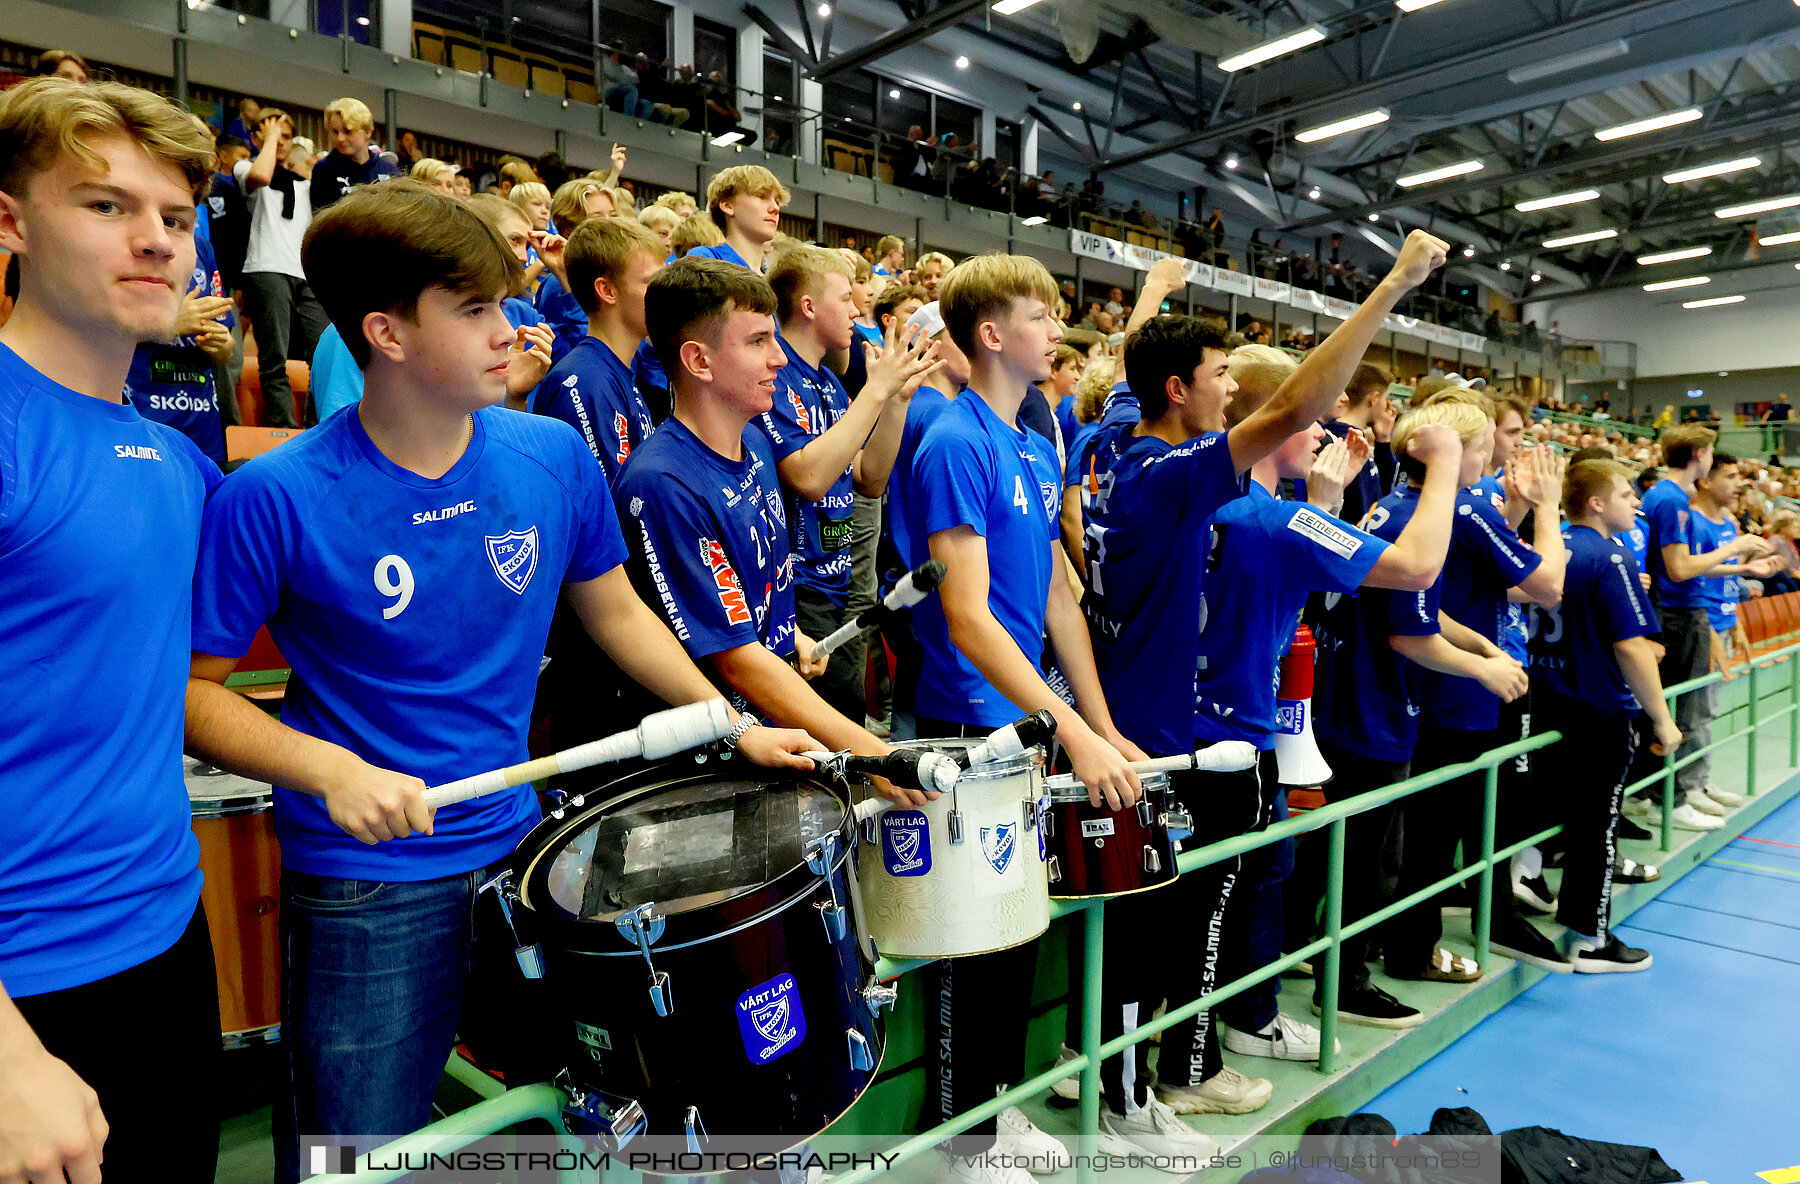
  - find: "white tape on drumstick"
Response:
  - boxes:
[422,699,735,809]
[1041,740,1259,792]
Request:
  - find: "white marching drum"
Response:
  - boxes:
[853,738,1050,960]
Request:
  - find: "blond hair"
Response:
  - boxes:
[705,164,790,228]
[1660,424,1718,470]
[551,177,606,232]
[1414,385,1497,422]
[565,216,666,316]
[508,180,551,210]
[916,251,953,273]
[639,204,681,234]
[0,78,215,203]
[323,96,374,133]
[1074,356,1119,425]
[409,157,457,185]
[768,244,855,323]
[876,234,905,260]
[937,253,1059,358]
[671,212,724,257]
[1392,401,1491,481]
[1223,344,1298,428]
[1564,459,1633,521]
[653,190,699,218]
[498,158,538,190]
[600,184,635,216]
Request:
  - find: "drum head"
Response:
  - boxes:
[184,757,273,816]
[530,776,846,924]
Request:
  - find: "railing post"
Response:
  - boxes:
[1475,764,1497,968]
[1748,662,1760,798]
[1078,904,1104,1178]
[1660,699,1677,853]
[1317,818,1345,1075]
[1789,648,1798,771]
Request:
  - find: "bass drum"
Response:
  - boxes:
[509,760,888,1153]
[185,758,282,1048]
[1043,772,1183,899]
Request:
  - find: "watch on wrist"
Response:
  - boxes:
[723,713,757,749]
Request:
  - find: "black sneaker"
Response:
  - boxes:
[1488,915,1572,974]
[1570,933,1653,973]
[1312,984,1425,1029]
[1616,816,1653,842]
[1512,872,1556,914]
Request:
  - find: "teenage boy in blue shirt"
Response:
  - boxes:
[1072,231,1451,1142]
[1528,460,1680,972]
[181,182,819,1183]
[685,164,788,273]
[757,244,940,722]
[1682,453,1763,819]
[0,76,222,1183]
[127,229,235,464]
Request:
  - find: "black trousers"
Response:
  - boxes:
[242,271,329,428]
[916,714,1038,1152]
[1099,763,1259,1110]
[1537,688,1640,942]
[1217,749,1290,1034]
[1299,741,1408,1003]
[1628,606,1708,798]
[795,583,867,725]
[15,905,222,1183]
[1385,726,1495,976]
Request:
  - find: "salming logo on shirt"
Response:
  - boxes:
[114,444,164,460]
[413,500,477,525]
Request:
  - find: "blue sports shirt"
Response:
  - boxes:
[1471,473,1531,663]
[901,389,1062,728]
[1528,525,1657,713]
[192,407,626,881]
[0,345,220,996]
[757,335,856,603]
[878,385,955,597]
[1643,478,1702,609]
[1193,484,1388,748]
[686,242,757,271]
[1064,386,1140,491]
[1313,483,1444,763]
[533,271,588,363]
[126,233,232,465]
[533,336,657,485]
[613,417,797,695]
[1691,510,1740,634]
[1078,422,1245,755]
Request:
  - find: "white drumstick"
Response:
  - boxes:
[422,700,736,809]
[1041,741,1259,792]
[808,560,946,661]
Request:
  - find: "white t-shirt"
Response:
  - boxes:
[234,158,310,280]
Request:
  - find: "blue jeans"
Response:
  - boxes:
[607,84,652,118]
[275,865,525,1182]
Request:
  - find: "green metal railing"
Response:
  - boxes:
[339,637,1800,1184]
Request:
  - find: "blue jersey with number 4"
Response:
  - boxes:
[1692,510,1740,634]
[192,407,627,881]
[0,346,221,996]
[902,389,1061,728]
[1643,478,1702,609]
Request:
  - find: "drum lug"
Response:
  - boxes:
[947,809,965,845]
[806,832,849,942]
[478,871,543,980]
[545,788,568,819]
[684,1106,709,1154]
[558,1073,648,1152]
[862,814,879,846]
[1160,808,1194,840]
[619,904,673,1017]
[846,1028,876,1071]
[1136,800,1154,827]
[1047,855,1061,884]
[1143,846,1162,874]
[861,977,898,1015]
[1023,798,1040,832]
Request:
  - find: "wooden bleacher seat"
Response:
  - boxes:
[226,425,305,463]
[445,35,484,75]
[524,56,566,97]
[488,47,529,89]
[566,76,598,105]
[823,139,871,177]
[412,22,448,66]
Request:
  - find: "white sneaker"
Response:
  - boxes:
[1101,1098,1222,1167]
[1049,1045,1081,1102]
[1222,1012,1339,1061]
[995,1106,1072,1173]
[1643,801,1724,831]
[1683,789,1727,817]
[1703,782,1748,808]
[940,1149,1039,1184]
[1155,1065,1273,1115]
[1623,796,1655,818]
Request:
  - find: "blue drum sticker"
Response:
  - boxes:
[737,973,807,1065]
[980,822,1016,875]
[881,810,931,876]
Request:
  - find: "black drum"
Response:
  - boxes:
[501,761,890,1155]
[1042,772,1186,898]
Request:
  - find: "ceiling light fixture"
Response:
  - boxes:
[1529,272,1542,282]
[1308,186,1322,199]
[1072,101,1082,111]
[1462,246,1476,257]
[954,55,970,69]
[1020,215,1048,225]
[1224,155,1239,169]
[1760,230,1800,246]
[888,89,900,99]
[817,2,831,15]
[1594,107,1702,141]
[1396,159,1484,188]
[1505,39,1629,84]
[1395,0,1451,10]
[1295,108,1390,144]
[1715,194,1800,218]
[1684,295,1745,308]
[1514,188,1600,212]
[1643,276,1710,291]
[992,0,1043,13]
[711,131,747,146]
[1499,260,1512,270]
[1636,246,1712,265]
[1218,25,1327,73]
[1542,228,1618,248]
[1662,156,1762,184]
[1368,212,1381,221]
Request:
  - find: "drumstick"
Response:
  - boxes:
[1040,740,1259,792]
[808,560,946,661]
[802,749,963,796]
[961,710,1056,768]
[421,700,736,809]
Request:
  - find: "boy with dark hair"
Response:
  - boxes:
[182,182,818,1183]
[1320,361,1396,527]
[1529,460,1679,971]
[0,75,222,1182]
[756,245,940,722]
[1072,232,1450,1144]
[1684,452,1762,816]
